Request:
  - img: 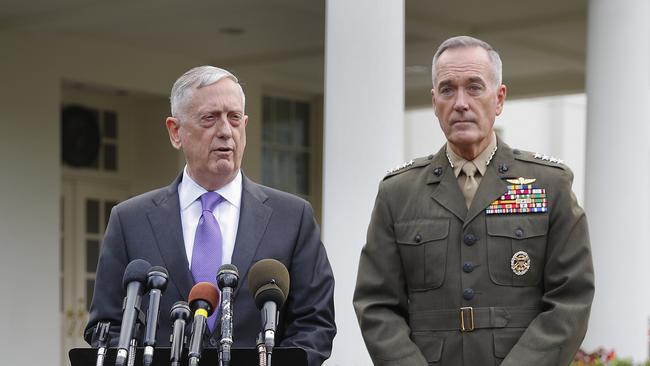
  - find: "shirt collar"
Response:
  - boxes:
[446,131,498,178]
[178,167,242,210]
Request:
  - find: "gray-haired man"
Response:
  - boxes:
[86,66,336,365]
[354,36,594,365]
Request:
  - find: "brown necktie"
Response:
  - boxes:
[461,161,479,208]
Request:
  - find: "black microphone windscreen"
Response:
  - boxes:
[253,283,286,309]
[170,301,191,321]
[218,263,238,274]
[122,259,152,289]
[248,259,290,303]
[148,265,169,277]
[217,263,239,289]
[147,265,169,291]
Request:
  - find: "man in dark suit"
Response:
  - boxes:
[353,36,594,365]
[85,66,336,365]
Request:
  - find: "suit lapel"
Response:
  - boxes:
[464,140,517,226]
[231,176,272,298]
[147,175,194,301]
[428,146,468,221]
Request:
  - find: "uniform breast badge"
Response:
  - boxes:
[511,251,530,276]
[486,177,548,214]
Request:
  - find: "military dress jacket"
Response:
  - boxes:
[353,140,594,366]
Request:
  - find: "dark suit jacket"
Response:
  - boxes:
[85,174,336,365]
[354,141,594,366]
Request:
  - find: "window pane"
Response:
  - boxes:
[86,239,100,273]
[86,199,99,234]
[261,95,311,198]
[294,102,310,146]
[262,147,273,187]
[262,96,274,142]
[276,98,291,144]
[296,152,309,195]
[104,201,117,231]
[103,111,117,139]
[104,143,117,171]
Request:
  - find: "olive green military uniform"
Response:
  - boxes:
[353,139,594,366]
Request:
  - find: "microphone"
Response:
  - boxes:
[169,301,191,366]
[93,321,111,366]
[216,264,239,366]
[187,282,220,366]
[143,266,169,366]
[248,259,290,364]
[115,259,151,366]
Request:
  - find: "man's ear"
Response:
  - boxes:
[431,88,439,117]
[166,117,182,150]
[495,84,507,116]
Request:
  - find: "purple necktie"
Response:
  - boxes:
[191,191,224,332]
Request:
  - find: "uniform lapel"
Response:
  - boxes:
[428,146,468,221]
[231,176,272,298]
[147,175,194,301]
[464,139,517,226]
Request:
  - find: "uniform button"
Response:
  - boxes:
[427,154,434,160]
[463,234,477,246]
[433,167,443,176]
[513,149,521,155]
[463,288,475,300]
[463,262,474,273]
[514,228,524,238]
[209,338,218,347]
[498,163,509,173]
[414,234,422,243]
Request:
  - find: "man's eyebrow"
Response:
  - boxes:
[436,79,453,89]
[467,76,486,84]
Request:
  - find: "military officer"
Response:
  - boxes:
[353,36,594,365]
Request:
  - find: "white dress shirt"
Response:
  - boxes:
[178,167,242,269]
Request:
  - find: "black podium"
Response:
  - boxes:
[69,347,307,366]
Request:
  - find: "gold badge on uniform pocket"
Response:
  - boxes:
[511,251,530,275]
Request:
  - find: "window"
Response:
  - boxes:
[262,96,311,198]
[61,104,119,172]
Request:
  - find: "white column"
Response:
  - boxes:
[0,34,61,365]
[323,1,404,364]
[583,0,650,361]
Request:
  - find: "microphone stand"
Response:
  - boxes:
[256,332,267,366]
[127,305,145,366]
[127,323,141,366]
[94,321,111,366]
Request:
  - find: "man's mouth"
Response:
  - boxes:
[214,147,233,152]
[211,147,234,156]
[451,119,475,125]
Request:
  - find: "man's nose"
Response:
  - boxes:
[453,91,469,112]
[215,118,233,138]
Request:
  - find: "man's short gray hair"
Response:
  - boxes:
[431,35,503,88]
[170,65,245,119]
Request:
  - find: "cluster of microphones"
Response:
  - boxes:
[93,258,290,366]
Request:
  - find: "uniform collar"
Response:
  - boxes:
[446,131,497,178]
